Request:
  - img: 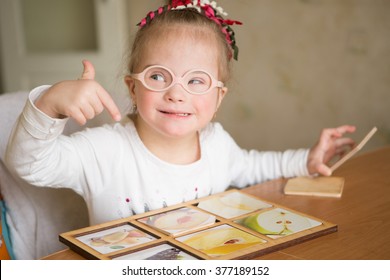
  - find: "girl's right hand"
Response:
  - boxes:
[34,60,121,125]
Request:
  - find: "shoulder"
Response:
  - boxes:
[200,122,223,137]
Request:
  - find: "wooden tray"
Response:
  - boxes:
[60,189,337,260]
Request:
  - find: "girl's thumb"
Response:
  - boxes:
[80,59,95,80]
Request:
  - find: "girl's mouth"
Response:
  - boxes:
[159,110,191,117]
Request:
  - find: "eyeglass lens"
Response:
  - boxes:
[144,66,212,94]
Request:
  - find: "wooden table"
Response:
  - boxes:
[43,146,390,260]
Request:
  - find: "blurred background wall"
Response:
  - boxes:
[1,0,389,153]
[216,0,390,153]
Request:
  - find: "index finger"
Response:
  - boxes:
[335,125,356,135]
[96,86,122,122]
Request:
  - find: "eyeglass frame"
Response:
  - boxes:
[130,65,225,95]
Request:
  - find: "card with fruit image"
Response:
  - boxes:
[197,191,272,218]
[235,208,322,239]
[112,243,199,260]
[137,207,216,236]
[176,224,267,257]
[75,224,155,254]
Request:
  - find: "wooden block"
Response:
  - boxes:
[284,176,344,198]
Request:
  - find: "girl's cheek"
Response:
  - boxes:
[197,96,219,115]
[137,93,155,109]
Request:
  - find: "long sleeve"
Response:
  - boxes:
[230,147,310,187]
[202,123,310,189]
[4,86,85,193]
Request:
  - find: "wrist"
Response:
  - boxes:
[34,87,64,119]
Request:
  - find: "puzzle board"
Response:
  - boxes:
[59,189,337,260]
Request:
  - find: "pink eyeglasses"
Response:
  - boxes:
[131,65,224,95]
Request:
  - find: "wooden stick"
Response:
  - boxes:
[330,127,377,172]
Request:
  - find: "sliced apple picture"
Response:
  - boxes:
[239,208,321,238]
[177,225,266,256]
[138,208,216,234]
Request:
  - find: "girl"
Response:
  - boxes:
[5,0,355,225]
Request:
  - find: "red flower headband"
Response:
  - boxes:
[137,0,242,60]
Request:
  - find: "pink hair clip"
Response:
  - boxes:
[137,0,242,60]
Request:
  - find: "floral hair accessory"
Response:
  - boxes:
[137,0,242,60]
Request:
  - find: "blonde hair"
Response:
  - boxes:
[127,8,232,83]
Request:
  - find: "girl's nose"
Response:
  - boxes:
[164,83,187,103]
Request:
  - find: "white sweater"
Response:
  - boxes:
[5,85,309,225]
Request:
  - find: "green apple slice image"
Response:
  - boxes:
[243,208,311,236]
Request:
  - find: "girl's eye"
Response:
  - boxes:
[188,78,204,85]
[150,73,165,82]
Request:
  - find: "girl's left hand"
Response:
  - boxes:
[307,125,356,176]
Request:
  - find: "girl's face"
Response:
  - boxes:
[125,27,227,141]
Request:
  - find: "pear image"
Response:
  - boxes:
[181,225,265,256]
[102,230,128,243]
[90,230,129,246]
[243,208,311,236]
